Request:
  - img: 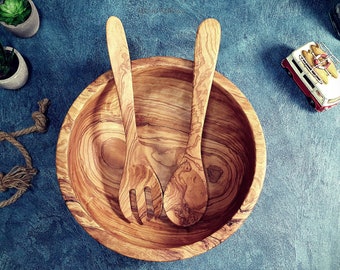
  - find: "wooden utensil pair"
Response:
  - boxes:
[106,16,221,226]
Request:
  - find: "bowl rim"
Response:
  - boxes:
[56,56,267,261]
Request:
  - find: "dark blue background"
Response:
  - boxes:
[0,1,339,269]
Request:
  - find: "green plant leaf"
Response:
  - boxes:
[0,0,31,26]
[0,42,16,78]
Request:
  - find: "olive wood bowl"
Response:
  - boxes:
[56,56,266,261]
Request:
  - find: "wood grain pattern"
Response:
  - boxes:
[163,18,221,227]
[56,56,266,261]
[106,17,162,224]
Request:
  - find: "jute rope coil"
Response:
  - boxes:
[0,98,50,208]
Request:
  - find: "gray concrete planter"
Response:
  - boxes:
[1,0,40,38]
[0,47,28,90]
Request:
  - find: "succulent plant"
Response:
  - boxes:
[0,42,17,79]
[0,0,31,26]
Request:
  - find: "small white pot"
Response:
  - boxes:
[0,47,29,90]
[1,0,40,38]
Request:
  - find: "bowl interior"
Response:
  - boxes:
[56,57,265,261]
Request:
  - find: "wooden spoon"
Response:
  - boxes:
[106,16,163,224]
[163,18,221,227]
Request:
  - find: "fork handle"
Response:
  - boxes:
[107,16,138,145]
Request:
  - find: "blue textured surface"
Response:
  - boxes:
[0,0,339,269]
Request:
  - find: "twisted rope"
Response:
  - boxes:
[0,98,50,208]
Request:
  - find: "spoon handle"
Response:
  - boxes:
[187,18,221,157]
[107,16,138,144]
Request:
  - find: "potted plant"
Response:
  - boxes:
[0,0,39,38]
[0,42,28,89]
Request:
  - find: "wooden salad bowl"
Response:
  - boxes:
[56,56,266,261]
